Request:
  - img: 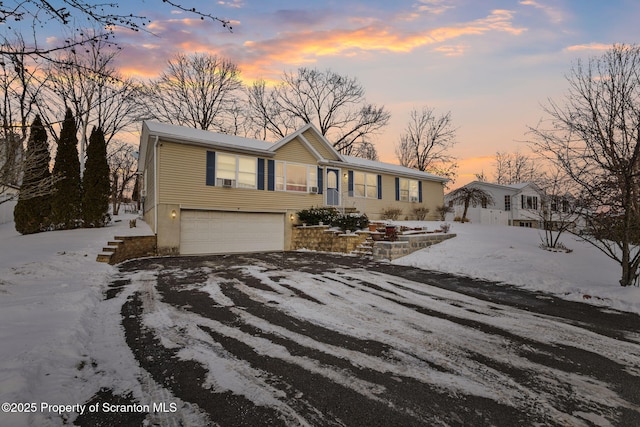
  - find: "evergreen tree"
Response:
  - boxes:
[82,127,111,227]
[50,108,82,229]
[14,116,53,234]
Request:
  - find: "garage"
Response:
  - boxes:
[180,210,285,255]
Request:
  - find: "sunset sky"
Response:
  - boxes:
[46,1,640,186]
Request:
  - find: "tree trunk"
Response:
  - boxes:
[462,201,470,223]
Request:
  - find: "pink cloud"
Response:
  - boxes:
[565,43,612,52]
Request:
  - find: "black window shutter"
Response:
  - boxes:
[377,175,382,199]
[317,167,323,194]
[206,151,216,186]
[395,177,400,201]
[257,158,265,190]
[348,171,354,197]
[267,160,275,191]
[418,181,423,203]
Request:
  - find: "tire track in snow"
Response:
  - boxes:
[117,254,640,426]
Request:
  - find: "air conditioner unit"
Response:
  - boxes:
[222,179,235,188]
[309,186,318,194]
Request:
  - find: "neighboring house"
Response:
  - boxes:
[138,121,448,255]
[445,181,547,227]
[0,184,19,225]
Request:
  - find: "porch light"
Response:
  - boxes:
[290,214,295,221]
[171,210,177,219]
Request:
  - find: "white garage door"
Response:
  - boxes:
[180,210,285,255]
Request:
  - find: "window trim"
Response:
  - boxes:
[398,177,420,202]
[521,195,538,210]
[504,195,511,211]
[274,160,317,193]
[353,171,379,199]
[215,153,257,189]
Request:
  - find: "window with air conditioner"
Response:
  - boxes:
[216,153,256,189]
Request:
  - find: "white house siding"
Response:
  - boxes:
[0,196,16,224]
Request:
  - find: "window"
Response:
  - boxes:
[354,172,378,199]
[481,196,488,209]
[275,161,316,192]
[399,178,419,202]
[216,153,257,188]
[521,195,538,210]
[504,195,511,211]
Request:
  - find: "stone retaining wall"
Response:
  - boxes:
[97,235,157,265]
[291,225,368,253]
[372,233,456,261]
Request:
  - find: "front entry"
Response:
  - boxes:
[326,169,340,206]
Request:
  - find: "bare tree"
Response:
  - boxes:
[395,107,458,181]
[39,34,143,172]
[350,140,379,161]
[535,167,581,250]
[247,68,390,156]
[0,36,50,202]
[529,44,640,287]
[447,186,494,223]
[107,140,137,216]
[143,53,242,132]
[1,1,230,62]
[493,151,544,185]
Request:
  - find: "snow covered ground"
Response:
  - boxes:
[0,216,638,425]
[0,214,154,426]
[391,221,640,314]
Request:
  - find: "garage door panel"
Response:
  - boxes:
[180,210,284,255]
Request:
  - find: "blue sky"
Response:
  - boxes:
[26,1,640,185]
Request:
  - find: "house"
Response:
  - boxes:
[0,184,19,225]
[137,121,448,255]
[445,181,547,227]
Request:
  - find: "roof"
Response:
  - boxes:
[139,121,448,182]
[339,155,448,182]
[446,180,542,197]
[142,121,274,153]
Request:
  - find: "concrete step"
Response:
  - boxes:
[102,246,118,253]
[96,253,113,263]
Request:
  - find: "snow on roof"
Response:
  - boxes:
[141,121,447,181]
[144,121,274,152]
[505,182,533,190]
[342,155,448,182]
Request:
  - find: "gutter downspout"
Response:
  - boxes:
[154,135,159,235]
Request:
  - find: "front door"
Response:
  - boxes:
[326,169,340,206]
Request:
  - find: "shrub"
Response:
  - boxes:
[453,216,470,223]
[335,213,369,232]
[296,206,339,225]
[440,222,451,233]
[413,207,430,221]
[435,205,451,221]
[381,207,403,220]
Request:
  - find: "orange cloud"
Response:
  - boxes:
[433,44,468,57]
[112,8,526,83]
[565,43,612,52]
[239,9,525,79]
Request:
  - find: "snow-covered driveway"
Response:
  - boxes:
[99,252,640,426]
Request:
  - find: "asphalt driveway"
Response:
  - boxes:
[82,252,640,426]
